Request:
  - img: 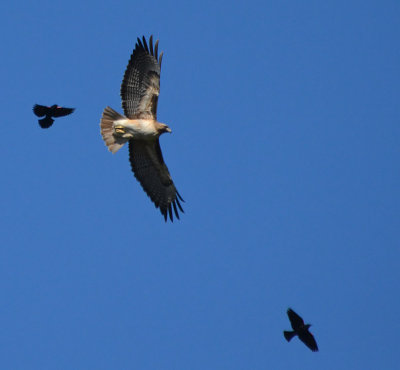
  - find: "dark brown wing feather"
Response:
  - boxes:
[128,139,183,222]
[52,107,75,117]
[287,308,305,330]
[33,104,49,117]
[299,331,319,352]
[120,35,163,119]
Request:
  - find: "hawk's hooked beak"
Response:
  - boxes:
[165,127,172,133]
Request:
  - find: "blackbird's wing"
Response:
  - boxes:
[287,308,305,330]
[299,331,319,352]
[52,107,75,117]
[33,104,49,117]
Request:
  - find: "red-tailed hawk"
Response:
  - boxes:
[283,308,319,352]
[100,35,184,222]
[33,104,75,128]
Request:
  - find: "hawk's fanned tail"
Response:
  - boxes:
[100,106,127,153]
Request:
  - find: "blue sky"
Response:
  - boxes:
[0,0,399,369]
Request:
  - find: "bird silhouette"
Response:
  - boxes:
[283,308,318,352]
[99,35,184,221]
[33,104,75,129]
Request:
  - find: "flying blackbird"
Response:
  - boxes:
[33,104,75,129]
[283,308,318,352]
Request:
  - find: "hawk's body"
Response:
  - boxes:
[114,118,166,140]
[100,36,183,221]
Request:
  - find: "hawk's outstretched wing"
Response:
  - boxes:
[128,139,183,222]
[120,35,163,119]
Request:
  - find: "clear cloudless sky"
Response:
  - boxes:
[0,0,399,369]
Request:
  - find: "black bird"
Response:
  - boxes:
[284,308,318,352]
[33,104,75,128]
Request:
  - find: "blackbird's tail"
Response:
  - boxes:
[284,331,296,342]
[38,116,54,129]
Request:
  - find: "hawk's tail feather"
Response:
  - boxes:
[100,106,127,153]
[283,331,296,342]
